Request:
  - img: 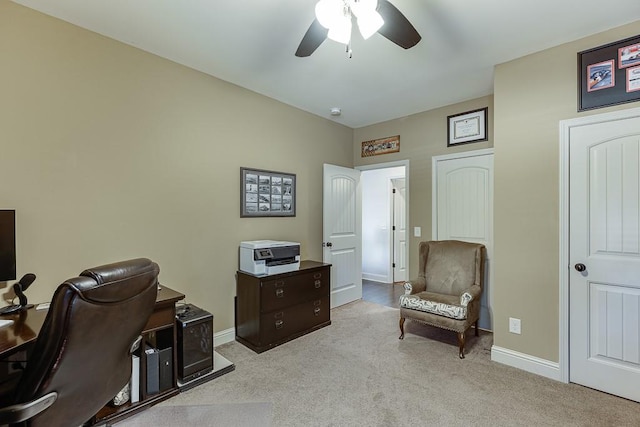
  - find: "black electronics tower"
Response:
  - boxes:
[176,304,214,383]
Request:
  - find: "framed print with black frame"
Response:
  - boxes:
[578,34,640,111]
[240,167,296,217]
[447,107,488,147]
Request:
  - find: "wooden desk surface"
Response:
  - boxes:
[0,285,184,358]
[0,308,47,358]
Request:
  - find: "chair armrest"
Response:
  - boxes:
[460,284,482,307]
[0,392,57,424]
[404,278,426,295]
[130,335,143,354]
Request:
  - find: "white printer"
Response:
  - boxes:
[240,240,301,275]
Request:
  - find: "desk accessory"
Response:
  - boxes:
[0,273,36,315]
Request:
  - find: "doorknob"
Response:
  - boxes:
[574,263,586,272]
[323,242,333,248]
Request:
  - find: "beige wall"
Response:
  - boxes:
[493,20,640,362]
[353,97,494,279]
[0,1,353,331]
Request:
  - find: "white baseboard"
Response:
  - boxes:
[362,273,390,282]
[491,345,561,382]
[214,327,235,346]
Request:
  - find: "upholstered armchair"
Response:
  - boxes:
[399,240,486,358]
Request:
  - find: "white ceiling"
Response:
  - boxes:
[12,0,640,128]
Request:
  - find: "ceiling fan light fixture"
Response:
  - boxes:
[357,11,384,40]
[350,0,377,18]
[315,0,342,29]
[327,15,352,44]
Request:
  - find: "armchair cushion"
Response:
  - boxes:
[400,291,469,320]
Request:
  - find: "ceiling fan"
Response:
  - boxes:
[295,0,421,57]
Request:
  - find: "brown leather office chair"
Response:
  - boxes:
[399,240,486,358]
[0,258,159,426]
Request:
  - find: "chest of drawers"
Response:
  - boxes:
[235,260,331,353]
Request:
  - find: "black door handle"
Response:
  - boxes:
[574,263,586,272]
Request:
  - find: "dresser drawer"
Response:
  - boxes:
[259,296,329,345]
[261,268,328,312]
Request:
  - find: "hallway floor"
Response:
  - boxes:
[362,279,404,308]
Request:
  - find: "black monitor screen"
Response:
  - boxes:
[0,210,16,282]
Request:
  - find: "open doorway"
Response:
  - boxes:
[358,161,408,307]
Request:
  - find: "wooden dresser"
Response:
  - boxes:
[235,260,331,353]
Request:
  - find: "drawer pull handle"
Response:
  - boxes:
[314,280,321,288]
[275,320,284,329]
[313,273,322,279]
[313,300,322,307]
[275,289,284,298]
[314,307,321,316]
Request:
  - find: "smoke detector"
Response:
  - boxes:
[330,107,342,116]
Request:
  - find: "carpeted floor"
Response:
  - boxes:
[113,402,272,426]
[116,300,640,427]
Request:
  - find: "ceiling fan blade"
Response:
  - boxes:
[376,0,421,49]
[295,18,329,57]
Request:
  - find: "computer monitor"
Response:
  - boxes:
[0,210,16,282]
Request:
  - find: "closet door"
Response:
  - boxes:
[433,149,494,330]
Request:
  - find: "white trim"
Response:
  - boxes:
[356,160,410,283]
[559,117,571,383]
[559,106,640,384]
[491,345,561,381]
[431,148,494,240]
[362,272,388,282]
[214,327,236,347]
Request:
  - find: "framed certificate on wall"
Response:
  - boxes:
[447,107,488,147]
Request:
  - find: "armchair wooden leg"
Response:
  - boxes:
[399,317,405,340]
[475,320,479,337]
[457,331,466,359]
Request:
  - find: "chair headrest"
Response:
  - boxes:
[73,258,159,303]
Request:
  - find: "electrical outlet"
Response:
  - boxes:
[509,317,521,334]
[414,227,421,237]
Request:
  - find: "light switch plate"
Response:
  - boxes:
[414,227,421,237]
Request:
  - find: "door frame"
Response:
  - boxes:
[559,106,640,384]
[357,160,410,283]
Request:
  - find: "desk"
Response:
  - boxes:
[0,285,185,426]
[0,308,46,358]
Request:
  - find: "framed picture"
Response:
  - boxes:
[240,167,296,217]
[361,135,400,157]
[627,66,640,93]
[578,34,640,111]
[447,107,488,146]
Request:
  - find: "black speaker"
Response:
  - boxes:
[176,304,213,383]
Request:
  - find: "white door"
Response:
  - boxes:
[569,114,640,402]
[392,178,407,282]
[433,149,494,330]
[323,164,362,308]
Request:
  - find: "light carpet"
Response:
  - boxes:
[116,300,640,426]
